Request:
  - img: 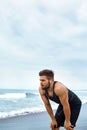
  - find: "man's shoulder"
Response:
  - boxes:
[54,82,68,96]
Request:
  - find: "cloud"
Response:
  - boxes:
[0,0,87,89]
[77,1,87,23]
[0,0,87,46]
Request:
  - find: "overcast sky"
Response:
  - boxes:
[0,0,87,90]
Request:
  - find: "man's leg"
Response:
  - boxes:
[65,128,74,130]
[70,103,82,128]
[55,106,74,130]
[55,105,65,128]
[54,127,60,130]
[51,127,60,130]
[54,127,74,130]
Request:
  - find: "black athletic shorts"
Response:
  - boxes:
[55,103,82,127]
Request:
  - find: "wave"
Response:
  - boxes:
[0,99,87,119]
[0,101,87,119]
[0,92,39,100]
[0,107,46,119]
[26,92,39,97]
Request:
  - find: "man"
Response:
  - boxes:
[39,69,82,130]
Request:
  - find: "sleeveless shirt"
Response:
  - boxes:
[45,81,81,106]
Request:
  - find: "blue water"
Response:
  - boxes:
[0,89,87,119]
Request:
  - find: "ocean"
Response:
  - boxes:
[0,89,87,119]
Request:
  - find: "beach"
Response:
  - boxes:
[0,103,87,130]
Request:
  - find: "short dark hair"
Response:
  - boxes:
[39,69,54,79]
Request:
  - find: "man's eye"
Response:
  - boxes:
[41,80,45,81]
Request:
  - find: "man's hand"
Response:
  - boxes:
[50,118,58,130]
[64,121,74,130]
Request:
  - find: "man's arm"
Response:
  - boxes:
[54,83,73,130]
[39,87,55,120]
[39,87,58,130]
[59,90,71,122]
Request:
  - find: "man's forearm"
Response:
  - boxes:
[45,103,55,120]
[63,104,71,122]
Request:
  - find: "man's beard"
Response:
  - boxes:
[43,81,50,90]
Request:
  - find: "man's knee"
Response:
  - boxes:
[65,128,74,130]
[54,127,60,130]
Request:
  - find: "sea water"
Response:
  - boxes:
[0,89,87,119]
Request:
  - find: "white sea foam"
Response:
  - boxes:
[0,93,26,99]
[0,98,86,119]
[0,107,46,119]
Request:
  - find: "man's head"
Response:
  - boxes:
[39,69,54,89]
[39,69,54,79]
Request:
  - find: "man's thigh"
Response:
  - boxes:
[70,104,82,127]
[55,105,65,127]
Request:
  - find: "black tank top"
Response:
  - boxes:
[45,81,81,106]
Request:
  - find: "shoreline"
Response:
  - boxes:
[0,104,87,130]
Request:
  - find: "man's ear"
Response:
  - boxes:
[49,79,53,84]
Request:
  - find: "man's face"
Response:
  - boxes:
[39,76,50,89]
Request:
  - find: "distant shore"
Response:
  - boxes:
[0,104,87,130]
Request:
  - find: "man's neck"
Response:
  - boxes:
[48,81,54,91]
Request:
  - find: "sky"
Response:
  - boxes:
[0,0,87,90]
